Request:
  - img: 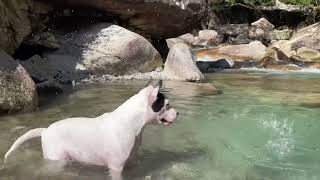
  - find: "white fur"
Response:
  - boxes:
[4,84,178,180]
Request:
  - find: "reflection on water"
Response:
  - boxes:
[1,71,320,180]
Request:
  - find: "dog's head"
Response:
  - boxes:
[143,79,179,126]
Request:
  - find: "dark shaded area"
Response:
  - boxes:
[213,4,311,28]
[12,44,49,61]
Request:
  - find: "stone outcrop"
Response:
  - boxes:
[0,0,51,54]
[44,0,207,38]
[164,43,204,82]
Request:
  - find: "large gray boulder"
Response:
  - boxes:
[164,43,204,82]
[44,0,207,38]
[0,50,37,114]
[0,0,51,54]
[21,24,163,83]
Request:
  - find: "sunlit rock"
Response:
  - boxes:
[196,41,267,62]
[164,43,204,82]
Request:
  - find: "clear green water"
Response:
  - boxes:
[1,71,320,180]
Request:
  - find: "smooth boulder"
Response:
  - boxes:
[21,24,163,83]
[164,43,204,82]
[0,50,37,113]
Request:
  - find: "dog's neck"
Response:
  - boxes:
[111,92,149,135]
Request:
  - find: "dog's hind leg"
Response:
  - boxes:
[109,168,123,180]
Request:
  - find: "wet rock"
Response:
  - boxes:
[44,0,207,38]
[0,0,51,54]
[0,50,37,113]
[24,32,60,49]
[251,18,275,31]
[258,56,301,71]
[164,43,204,82]
[196,41,267,62]
[19,54,82,84]
[36,80,63,95]
[22,24,163,83]
[196,59,234,72]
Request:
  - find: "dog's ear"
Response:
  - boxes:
[154,80,162,89]
[148,84,160,105]
[145,78,153,87]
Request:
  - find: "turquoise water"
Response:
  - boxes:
[1,71,320,180]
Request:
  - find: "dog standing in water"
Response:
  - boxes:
[4,80,179,180]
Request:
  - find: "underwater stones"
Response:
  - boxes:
[164,43,204,82]
[196,41,267,62]
[0,50,37,113]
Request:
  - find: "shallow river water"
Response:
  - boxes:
[1,70,320,180]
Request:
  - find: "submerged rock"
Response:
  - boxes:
[0,50,38,113]
[164,43,204,82]
[21,24,163,83]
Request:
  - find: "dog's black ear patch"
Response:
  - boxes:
[152,92,165,112]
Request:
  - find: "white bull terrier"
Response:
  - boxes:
[4,80,178,180]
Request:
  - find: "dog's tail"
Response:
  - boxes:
[4,128,46,162]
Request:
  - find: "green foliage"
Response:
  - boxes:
[224,0,274,6]
[281,0,319,6]
[223,0,319,6]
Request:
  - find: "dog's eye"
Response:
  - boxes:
[152,93,165,112]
